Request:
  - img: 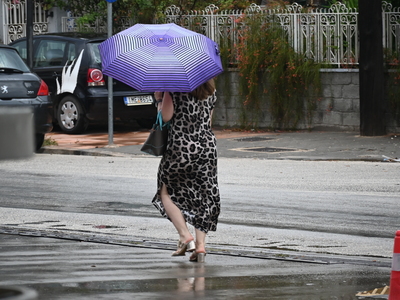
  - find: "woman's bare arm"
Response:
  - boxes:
[160,92,174,122]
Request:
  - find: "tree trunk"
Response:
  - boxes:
[359,0,386,136]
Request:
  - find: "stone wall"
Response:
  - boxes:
[214,69,400,133]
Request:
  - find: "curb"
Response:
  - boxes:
[40,147,390,162]
[40,148,124,157]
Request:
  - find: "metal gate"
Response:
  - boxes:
[2,0,48,44]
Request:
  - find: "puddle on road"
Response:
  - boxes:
[92,225,126,229]
[30,272,389,300]
[86,201,148,211]
[235,136,275,142]
[0,230,390,300]
[245,147,297,152]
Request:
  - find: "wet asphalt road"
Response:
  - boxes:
[0,152,398,299]
[1,127,399,299]
[0,234,390,300]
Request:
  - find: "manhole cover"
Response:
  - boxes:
[235,137,274,142]
[244,147,296,152]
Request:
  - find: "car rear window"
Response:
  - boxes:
[88,42,102,66]
[0,48,30,72]
[35,40,67,67]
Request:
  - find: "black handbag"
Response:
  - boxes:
[141,111,169,156]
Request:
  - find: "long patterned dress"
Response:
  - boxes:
[152,91,220,233]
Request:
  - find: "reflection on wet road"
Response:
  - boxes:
[0,234,389,299]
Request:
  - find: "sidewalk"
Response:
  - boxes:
[42,127,400,161]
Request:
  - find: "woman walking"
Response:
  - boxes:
[152,79,220,263]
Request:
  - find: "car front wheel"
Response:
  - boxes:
[57,96,87,134]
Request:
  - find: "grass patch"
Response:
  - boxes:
[43,136,58,146]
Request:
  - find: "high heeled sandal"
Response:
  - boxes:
[189,251,206,263]
[172,239,195,256]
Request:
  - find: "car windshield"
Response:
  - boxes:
[0,48,30,72]
[88,42,102,66]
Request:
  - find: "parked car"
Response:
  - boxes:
[9,33,156,134]
[0,44,53,151]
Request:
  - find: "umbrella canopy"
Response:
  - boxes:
[98,23,224,92]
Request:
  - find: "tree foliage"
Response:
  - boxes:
[42,0,265,24]
[235,12,321,129]
[327,0,400,9]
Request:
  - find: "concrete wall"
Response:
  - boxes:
[214,69,400,133]
[46,8,68,33]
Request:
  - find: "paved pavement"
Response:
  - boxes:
[1,127,398,299]
[42,127,400,161]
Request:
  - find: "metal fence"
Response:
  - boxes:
[165,2,400,68]
[2,0,48,43]
[61,15,134,34]
[18,1,399,69]
[383,1,400,57]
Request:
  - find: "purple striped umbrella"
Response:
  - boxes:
[98,23,223,92]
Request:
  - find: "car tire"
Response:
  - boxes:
[57,96,87,134]
[35,133,45,152]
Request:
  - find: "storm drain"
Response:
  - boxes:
[233,135,300,153]
[244,147,297,152]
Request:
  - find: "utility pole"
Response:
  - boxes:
[358,0,386,136]
[26,0,33,69]
[106,0,117,146]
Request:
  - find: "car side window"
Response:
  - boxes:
[10,40,27,61]
[34,40,67,67]
[66,43,76,64]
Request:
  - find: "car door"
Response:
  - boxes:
[11,38,71,101]
[31,39,69,101]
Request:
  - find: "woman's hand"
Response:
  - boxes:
[154,92,164,109]
[154,91,163,100]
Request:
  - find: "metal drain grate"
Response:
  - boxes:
[244,147,296,152]
[235,137,274,142]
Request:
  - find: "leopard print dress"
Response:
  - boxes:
[152,91,220,233]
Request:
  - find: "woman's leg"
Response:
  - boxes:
[160,184,193,243]
[189,229,207,262]
[194,229,206,253]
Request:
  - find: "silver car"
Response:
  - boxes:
[0,44,53,151]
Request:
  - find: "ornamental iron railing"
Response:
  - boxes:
[164,2,400,68]
[383,1,400,58]
[61,15,134,34]
[2,0,48,43]
[5,1,400,68]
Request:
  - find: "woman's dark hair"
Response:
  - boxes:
[190,78,215,100]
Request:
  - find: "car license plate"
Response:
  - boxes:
[123,95,153,106]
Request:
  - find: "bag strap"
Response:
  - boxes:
[157,110,170,128]
[157,110,164,128]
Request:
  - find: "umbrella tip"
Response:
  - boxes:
[215,44,220,56]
